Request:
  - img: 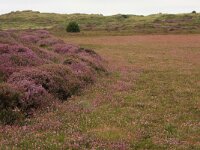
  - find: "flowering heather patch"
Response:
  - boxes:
[35,30,50,38]
[0,30,106,124]
[58,46,106,74]
[53,43,80,54]
[78,47,102,59]
[20,30,50,40]
[39,64,91,98]
[0,31,10,38]
[0,44,9,54]
[0,31,13,43]
[38,38,64,47]
[10,79,52,113]
[0,43,43,77]
[66,61,95,85]
[63,55,97,83]
[76,52,106,74]
[21,35,41,43]
[8,65,82,100]
[20,30,50,44]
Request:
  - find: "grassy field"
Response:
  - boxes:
[0,34,199,149]
[1,10,200,34]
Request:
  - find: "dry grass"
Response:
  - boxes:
[0,34,199,149]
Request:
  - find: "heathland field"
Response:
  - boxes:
[0,11,200,149]
[0,34,199,149]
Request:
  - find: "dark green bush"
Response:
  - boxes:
[192,11,196,14]
[66,22,80,32]
[121,15,129,19]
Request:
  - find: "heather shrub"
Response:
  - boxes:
[80,48,98,56]
[20,30,50,44]
[18,80,52,112]
[21,35,40,43]
[55,45,105,74]
[0,71,5,82]
[0,29,106,124]
[40,64,82,99]
[0,31,10,38]
[0,66,15,79]
[8,68,53,91]
[0,44,43,77]
[20,30,49,39]
[0,83,24,125]
[0,44,42,61]
[0,32,14,45]
[63,50,106,76]
[70,63,95,84]
[25,44,61,63]
[76,52,106,74]
[8,71,54,112]
[53,43,79,54]
[0,109,24,125]
[77,48,103,61]
[63,55,80,65]
[35,30,50,38]
[0,43,9,54]
[38,38,64,47]
[8,65,81,100]
[10,55,29,66]
[66,22,80,32]
[63,56,95,84]
[0,83,21,110]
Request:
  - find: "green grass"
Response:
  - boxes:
[1,10,200,34]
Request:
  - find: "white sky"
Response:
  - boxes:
[0,0,200,16]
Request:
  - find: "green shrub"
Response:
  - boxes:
[192,11,196,14]
[66,22,80,32]
[121,15,129,19]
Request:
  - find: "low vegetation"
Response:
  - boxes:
[1,10,200,34]
[0,33,199,149]
[0,30,106,124]
[0,10,199,149]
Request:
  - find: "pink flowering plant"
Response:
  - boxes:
[0,29,106,124]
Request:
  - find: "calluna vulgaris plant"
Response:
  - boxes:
[0,30,106,124]
[0,83,24,125]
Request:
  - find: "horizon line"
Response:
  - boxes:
[0,10,199,17]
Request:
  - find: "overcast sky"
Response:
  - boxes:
[0,0,200,16]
